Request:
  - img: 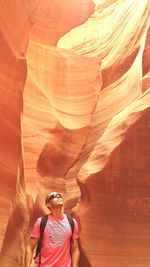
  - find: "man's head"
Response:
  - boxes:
[45,192,63,210]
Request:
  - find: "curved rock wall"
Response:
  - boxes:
[0,1,150,266]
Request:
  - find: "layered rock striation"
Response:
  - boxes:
[0,1,150,266]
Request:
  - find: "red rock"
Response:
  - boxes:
[0,1,149,266]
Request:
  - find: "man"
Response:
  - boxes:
[26,192,80,267]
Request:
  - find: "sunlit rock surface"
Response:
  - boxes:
[0,0,150,267]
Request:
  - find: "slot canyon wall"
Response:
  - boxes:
[0,0,150,267]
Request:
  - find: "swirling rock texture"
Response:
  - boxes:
[0,0,150,267]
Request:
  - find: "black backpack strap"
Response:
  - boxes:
[66,214,75,255]
[34,214,48,266]
[66,214,74,240]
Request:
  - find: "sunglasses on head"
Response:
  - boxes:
[46,193,62,203]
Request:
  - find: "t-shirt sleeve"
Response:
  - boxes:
[72,218,79,240]
[31,217,41,238]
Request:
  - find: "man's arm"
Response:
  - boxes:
[71,239,80,267]
[25,237,38,267]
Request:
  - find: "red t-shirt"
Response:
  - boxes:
[31,214,79,267]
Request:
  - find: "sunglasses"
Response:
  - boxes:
[46,193,62,203]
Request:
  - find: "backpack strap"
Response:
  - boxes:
[66,214,74,240]
[34,214,48,266]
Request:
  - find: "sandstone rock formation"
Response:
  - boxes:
[0,1,150,267]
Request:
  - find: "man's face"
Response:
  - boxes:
[47,192,63,208]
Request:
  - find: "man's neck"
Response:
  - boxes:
[51,207,64,218]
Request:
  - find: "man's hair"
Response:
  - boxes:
[45,195,50,205]
[45,192,62,205]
